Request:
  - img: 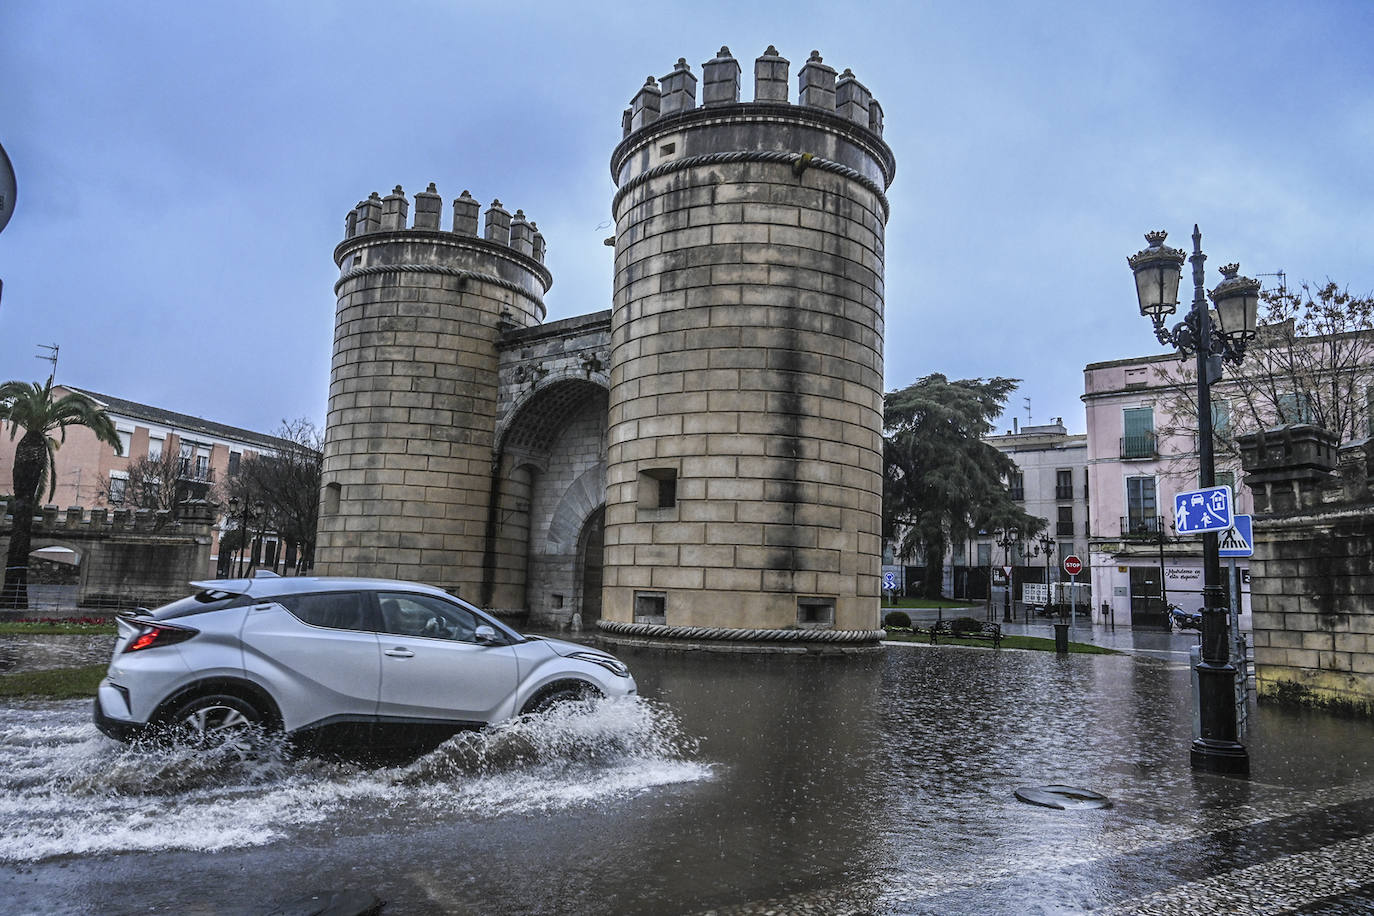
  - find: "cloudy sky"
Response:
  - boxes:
[1,0,1369,437]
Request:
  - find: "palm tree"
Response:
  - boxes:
[1,379,122,608]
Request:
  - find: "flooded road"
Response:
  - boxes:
[4,642,1374,914]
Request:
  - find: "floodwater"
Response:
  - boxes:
[3,641,1374,914]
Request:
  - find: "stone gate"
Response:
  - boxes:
[315,44,895,649]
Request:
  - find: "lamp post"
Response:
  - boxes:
[1029,530,1055,614]
[993,527,1019,624]
[1128,226,1258,776]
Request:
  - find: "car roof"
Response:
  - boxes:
[189,575,458,601]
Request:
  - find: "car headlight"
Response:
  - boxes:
[569,651,631,678]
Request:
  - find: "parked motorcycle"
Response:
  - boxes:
[1165,603,1202,632]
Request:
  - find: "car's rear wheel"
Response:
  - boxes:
[164,693,268,753]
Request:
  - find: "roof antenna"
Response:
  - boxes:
[1023,396,1032,424]
[35,342,58,382]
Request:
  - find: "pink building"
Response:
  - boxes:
[1083,356,1253,628]
[0,385,291,576]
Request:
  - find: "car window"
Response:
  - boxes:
[377,593,479,643]
[277,592,369,631]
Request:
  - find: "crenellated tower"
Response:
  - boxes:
[315,183,552,600]
[599,46,896,646]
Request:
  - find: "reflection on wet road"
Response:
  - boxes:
[2,643,1373,914]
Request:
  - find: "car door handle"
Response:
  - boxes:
[384,648,415,658]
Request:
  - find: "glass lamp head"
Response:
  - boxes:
[1128,231,1186,321]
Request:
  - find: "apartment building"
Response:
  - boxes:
[0,385,290,575]
[1083,355,1254,628]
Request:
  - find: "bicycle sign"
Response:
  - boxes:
[1174,485,1233,534]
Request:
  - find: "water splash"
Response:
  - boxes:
[0,696,708,863]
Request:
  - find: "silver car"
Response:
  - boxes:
[93,573,636,747]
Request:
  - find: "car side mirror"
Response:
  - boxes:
[474,624,500,645]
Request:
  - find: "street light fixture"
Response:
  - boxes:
[1128,226,1254,777]
[1029,530,1055,614]
[993,527,1020,624]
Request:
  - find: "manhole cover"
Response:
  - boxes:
[1014,785,1112,810]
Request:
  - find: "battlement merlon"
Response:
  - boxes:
[337,183,549,269]
[0,502,212,534]
[611,45,896,193]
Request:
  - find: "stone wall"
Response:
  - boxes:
[0,500,215,610]
[602,46,894,635]
[315,184,551,601]
[1239,425,1374,714]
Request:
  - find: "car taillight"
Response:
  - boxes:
[120,619,198,653]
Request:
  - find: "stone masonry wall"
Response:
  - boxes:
[0,501,214,609]
[1239,426,1374,714]
[315,184,551,601]
[523,400,606,626]
[603,46,895,633]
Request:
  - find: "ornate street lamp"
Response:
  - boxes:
[993,527,1020,624]
[1029,531,1055,614]
[1128,226,1256,776]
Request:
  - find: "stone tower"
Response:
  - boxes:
[315,184,551,603]
[599,46,896,645]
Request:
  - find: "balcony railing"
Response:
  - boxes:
[1055,485,1074,501]
[1120,433,1157,459]
[177,459,215,483]
[1009,487,1024,501]
[1120,515,1163,539]
[1056,520,1075,536]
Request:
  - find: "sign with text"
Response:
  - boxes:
[1022,583,1048,605]
[1174,485,1233,534]
[1063,555,1082,576]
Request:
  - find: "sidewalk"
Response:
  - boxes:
[887,603,1207,662]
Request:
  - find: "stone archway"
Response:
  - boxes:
[575,505,605,625]
[487,377,608,626]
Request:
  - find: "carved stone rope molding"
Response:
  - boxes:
[334,263,542,307]
[612,149,891,221]
[596,619,885,643]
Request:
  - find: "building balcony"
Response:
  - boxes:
[176,459,215,484]
[1009,487,1024,501]
[1120,515,1163,539]
[1055,485,1074,501]
[1120,434,1157,460]
[1056,521,1075,536]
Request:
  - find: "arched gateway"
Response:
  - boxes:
[316,44,892,650]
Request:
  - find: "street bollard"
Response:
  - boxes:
[1054,622,1069,655]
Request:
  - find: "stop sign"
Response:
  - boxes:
[1063,555,1082,576]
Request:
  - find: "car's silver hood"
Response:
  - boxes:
[527,635,615,660]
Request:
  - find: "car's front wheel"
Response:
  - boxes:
[521,681,601,715]
[164,693,268,751]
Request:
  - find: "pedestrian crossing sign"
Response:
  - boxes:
[1218,514,1253,558]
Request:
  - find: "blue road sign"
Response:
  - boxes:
[1219,514,1254,558]
[1174,485,1233,534]
[883,571,896,590]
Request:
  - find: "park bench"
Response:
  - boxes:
[928,619,1003,648]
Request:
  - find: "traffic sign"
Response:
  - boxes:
[1063,555,1082,576]
[1218,514,1254,558]
[1002,565,1013,579]
[883,571,896,590]
[1174,485,1234,534]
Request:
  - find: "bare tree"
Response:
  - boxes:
[98,449,183,512]
[221,419,323,575]
[1153,279,1374,474]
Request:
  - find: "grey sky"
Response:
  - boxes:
[1,0,1369,436]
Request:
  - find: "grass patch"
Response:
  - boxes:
[0,664,107,699]
[0,619,117,636]
[881,597,982,610]
[883,629,1118,654]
